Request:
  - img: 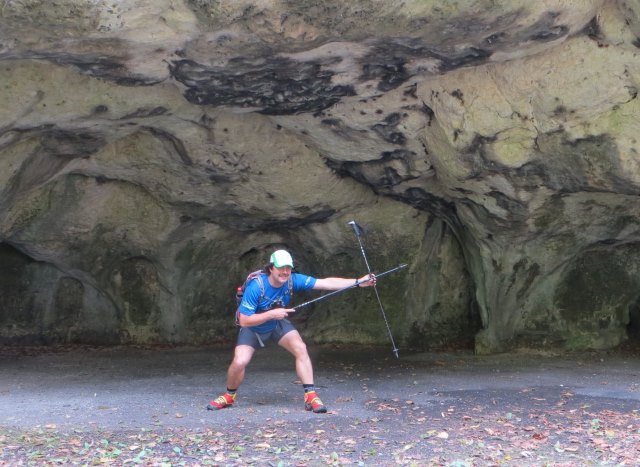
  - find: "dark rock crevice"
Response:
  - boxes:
[170,57,356,115]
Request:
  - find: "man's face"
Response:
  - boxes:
[270,265,292,286]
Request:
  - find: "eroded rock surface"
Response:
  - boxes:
[2,0,640,353]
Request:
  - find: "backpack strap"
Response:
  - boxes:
[252,273,293,310]
[236,272,267,326]
[256,274,293,303]
[255,274,266,305]
[255,273,291,307]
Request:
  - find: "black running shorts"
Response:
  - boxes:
[236,319,296,349]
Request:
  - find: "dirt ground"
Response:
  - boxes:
[1,343,639,465]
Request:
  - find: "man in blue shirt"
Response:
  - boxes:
[208,249,376,413]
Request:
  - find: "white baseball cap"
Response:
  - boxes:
[270,249,294,268]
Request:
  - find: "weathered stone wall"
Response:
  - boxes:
[2,0,640,353]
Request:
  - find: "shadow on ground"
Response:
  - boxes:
[1,344,639,465]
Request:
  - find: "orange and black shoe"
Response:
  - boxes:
[304,390,327,413]
[206,392,236,410]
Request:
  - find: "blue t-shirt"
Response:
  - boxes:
[238,272,317,334]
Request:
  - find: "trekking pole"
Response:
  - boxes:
[349,220,400,358]
[292,263,407,311]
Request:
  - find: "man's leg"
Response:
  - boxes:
[279,330,327,413]
[278,330,313,383]
[207,344,255,410]
[227,344,255,389]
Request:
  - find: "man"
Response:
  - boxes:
[207,249,376,413]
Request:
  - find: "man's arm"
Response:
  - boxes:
[312,273,376,291]
[237,307,293,327]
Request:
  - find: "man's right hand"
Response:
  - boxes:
[269,308,293,320]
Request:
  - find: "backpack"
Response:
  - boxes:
[235,270,293,325]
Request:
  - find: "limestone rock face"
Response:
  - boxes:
[1,0,640,353]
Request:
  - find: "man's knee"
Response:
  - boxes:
[231,346,254,369]
[231,355,250,369]
[283,334,308,357]
[294,342,308,357]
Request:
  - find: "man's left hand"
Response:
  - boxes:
[357,273,376,287]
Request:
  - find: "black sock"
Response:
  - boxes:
[303,384,315,393]
[227,388,237,395]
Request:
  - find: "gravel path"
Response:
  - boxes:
[1,344,639,465]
